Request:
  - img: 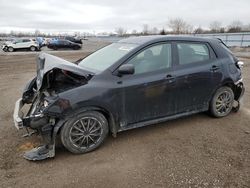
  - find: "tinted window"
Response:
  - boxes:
[128,43,171,74]
[22,39,30,42]
[58,40,65,45]
[177,43,210,65]
[14,39,22,43]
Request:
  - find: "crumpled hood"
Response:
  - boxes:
[36,53,93,90]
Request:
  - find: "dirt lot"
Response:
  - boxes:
[0,45,250,187]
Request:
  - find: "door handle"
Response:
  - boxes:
[210,65,220,72]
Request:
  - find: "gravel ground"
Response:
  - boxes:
[0,44,250,188]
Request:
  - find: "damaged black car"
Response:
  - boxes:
[13,36,245,160]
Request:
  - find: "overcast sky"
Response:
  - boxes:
[0,0,250,33]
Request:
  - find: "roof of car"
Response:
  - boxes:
[118,35,219,45]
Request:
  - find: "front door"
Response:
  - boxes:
[117,43,177,126]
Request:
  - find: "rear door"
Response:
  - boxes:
[173,41,223,112]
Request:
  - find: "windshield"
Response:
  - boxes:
[78,43,138,72]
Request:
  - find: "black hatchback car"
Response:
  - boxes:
[47,39,81,50]
[13,36,244,160]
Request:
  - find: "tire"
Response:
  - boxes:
[8,47,14,52]
[60,111,109,154]
[73,46,80,50]
[30,46,36,51]
[210,86,234,118]
[3,46,8,52]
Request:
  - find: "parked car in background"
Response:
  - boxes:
[2,38,40,52]
[65,36,82,44]
[47,39,81,50]
[13,36,244,160]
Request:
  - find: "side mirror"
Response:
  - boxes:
[118,64,135,75]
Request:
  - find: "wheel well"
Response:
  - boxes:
[95,109,117,137]
[56,107,118,137]
[222,82,237,98]
[209,82,236,108]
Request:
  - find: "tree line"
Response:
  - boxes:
[1,18,250,38]
[115,18,250,36]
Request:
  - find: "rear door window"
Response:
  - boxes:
[177,42,210,65]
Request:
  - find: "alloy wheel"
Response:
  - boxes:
[69,117,103,149]
[215,91,233,115]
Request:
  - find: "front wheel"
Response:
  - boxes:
[30,46,36,51]
[210,86,234,118]
[60,111,109,154]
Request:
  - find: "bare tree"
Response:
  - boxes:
[193,27,204,34]
[115,27,127,36]
[159,28,166,35]
[209,21,222,33]
[142,24,149,35]
[227,20,243,33]
[168,18,192,34]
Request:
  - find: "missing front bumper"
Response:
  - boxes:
[13,98,24,129]
[13,98,56,160]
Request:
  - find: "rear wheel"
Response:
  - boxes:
[60,111,109,154]
[73,46,80,50]
[8,47,14,52]
[3,46,8,52]
[210,86,234,118]
[30,46,36,51]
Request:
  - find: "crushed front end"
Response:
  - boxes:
[13,84,58,160]
[13,53,93,160]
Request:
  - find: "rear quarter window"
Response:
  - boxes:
[219,42,238,62]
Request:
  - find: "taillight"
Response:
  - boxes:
[236,61,244,69]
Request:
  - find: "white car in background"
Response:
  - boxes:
[2,38,40,52]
